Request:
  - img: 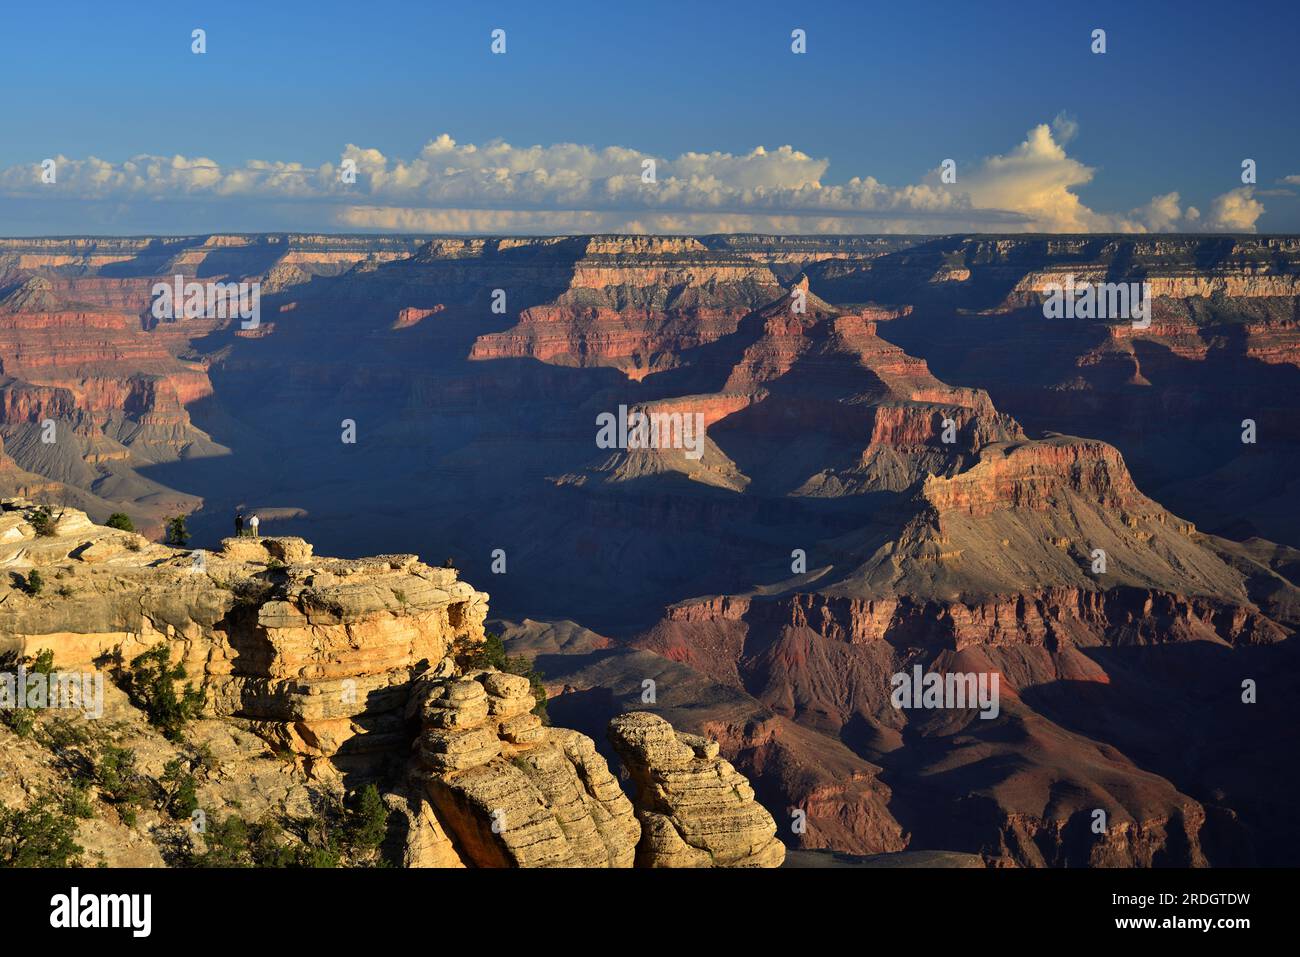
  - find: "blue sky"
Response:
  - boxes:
[1,0,1297,234]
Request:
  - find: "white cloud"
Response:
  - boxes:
[0,125,1267,234]
[1204,186,1265,232]
[958,123,1104,231]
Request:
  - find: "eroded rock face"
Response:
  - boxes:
[469,236,785,379]
[206,546,490,777]
[405,666,640,868]
[0,507,490,778]
[608,711,786,868]
[402,672,786,868]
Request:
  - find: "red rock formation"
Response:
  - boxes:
[470,236,785,379]
[394,304,445,329]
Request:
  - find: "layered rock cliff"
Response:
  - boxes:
[470,235,786,378]
[2,232,1297,869]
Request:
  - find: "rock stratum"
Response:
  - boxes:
[1,232,1297,868]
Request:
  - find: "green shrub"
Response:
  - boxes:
[36,715,92,751]
[93,743,149,808]
[454,632,506,670]
[344,785,388,858]
[191,741,216,772]
[118,644,204,741]
[105,513,135,532]
[188,785,389,868]
[28,507,57,538]
[61,784,96,820]
[23,570,44,596]
[0,708,34,737]
[230,577,275,608]
[0,649,55,736]
[189,814,264,867]
[190,813,328,868]
[164,514,190,547]
[159,758,199,820]
[0,790,84,867]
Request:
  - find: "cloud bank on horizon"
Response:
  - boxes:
[0,119,1274,235]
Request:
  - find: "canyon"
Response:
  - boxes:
[1,232,1297,867]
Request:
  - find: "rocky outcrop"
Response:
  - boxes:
[0,503,490,778]
[206,543,490,776]
[570,278,1020,496]
[393,304,445,329]
[403,667,643,868]
[608,711,786,867]
[0,505,785,868]
[398,666,794,869]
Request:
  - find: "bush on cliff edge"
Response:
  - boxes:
[106,512,135,532]
[118,643,204,742]
[454,632,549,725]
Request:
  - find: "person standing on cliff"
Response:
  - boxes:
[248,514,260,539]
[234,510,244,538]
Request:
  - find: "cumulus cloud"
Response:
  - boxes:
[1204,186,1265,232]
[0,124,1267,234]
[951,125,1233,233]
[1131,192,1199,231]
[957,123,1104,231]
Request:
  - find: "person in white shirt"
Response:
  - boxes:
[248,514,260,539]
